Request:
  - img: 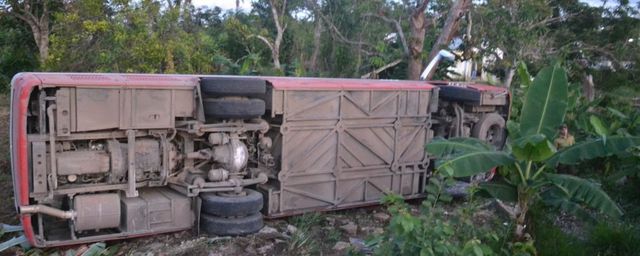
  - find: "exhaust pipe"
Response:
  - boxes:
[20,205,76,219]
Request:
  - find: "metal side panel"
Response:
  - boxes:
[73,87,195,132]
[269,88,433,216]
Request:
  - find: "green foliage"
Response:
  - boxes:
[0,14,38,92]
[588,222,640,256]
[545,173,623,218]
[547,136,640,166]
[427,138,515,178]
[478,181,517,203]
[532,205,640,256]
[516,62,532,89]
[511,134,556,162]
[426,64,636,242]
[373,175,502,256]
[529,208,589,256]
[519,64,568,139]
[288,212,323,255]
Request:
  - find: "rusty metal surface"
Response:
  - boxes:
[264,88,434,216]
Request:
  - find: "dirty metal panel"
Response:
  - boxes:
[120,89,174,129]
[133,89,173,128]
[272,88,433,216]
[75,88,120,132]
[173,89,195,117]
[75,88,192,132]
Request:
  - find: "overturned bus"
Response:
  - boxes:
[8,73,509,247]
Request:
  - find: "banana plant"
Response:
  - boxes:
[427,64,640,240]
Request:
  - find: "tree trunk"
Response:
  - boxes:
[10,1,51,66]
[514,190,530,241]
[407,0,430,80]
[269,0,287,71]
[424,0,470,80]
[31,24,50,65]
[582,74,595,102]
[309,15,323,73]
[504,68,516,88]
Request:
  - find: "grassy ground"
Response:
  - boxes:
[533,175,640,256]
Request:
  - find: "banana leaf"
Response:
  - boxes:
[435,150,515,178]
[546,136,640,166]
[519,64,568,140]
[516,61,532,88]
[478,181,517,202]
[511,134,556,161]
[541,187,595,221]
[545,173,623,218]
[589,115,609,137]
[426,137,493,157]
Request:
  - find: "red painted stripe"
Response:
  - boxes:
[13,74,38,246]
[266,77,435,90]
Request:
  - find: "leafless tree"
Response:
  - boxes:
[251,0,287,71]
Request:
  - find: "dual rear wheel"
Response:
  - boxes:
[198,78,267,236]
[200,189,264,236]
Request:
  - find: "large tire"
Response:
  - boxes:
[472,113,506,149]
[203,98,265,119]
[200,212,264,236]
[200,189,263,217]
[200,77,266,97]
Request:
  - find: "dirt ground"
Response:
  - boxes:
[9,207,392,255]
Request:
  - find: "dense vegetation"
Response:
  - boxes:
[1,1,640,93]
[1,0,640,255]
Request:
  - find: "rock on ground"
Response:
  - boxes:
[340,222,358,236]
[373,212,390,222]
[332,241,350,251]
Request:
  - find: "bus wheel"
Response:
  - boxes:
[200,189,263,217]
[200,212,264,236]
[472,113,506,149]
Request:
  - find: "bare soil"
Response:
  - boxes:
[10,207,391,255]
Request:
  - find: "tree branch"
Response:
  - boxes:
[362,13,409,56]
[306,0,372,49]
[525,12,578,30]
[249,34,275,53]
[361,59,403,79]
